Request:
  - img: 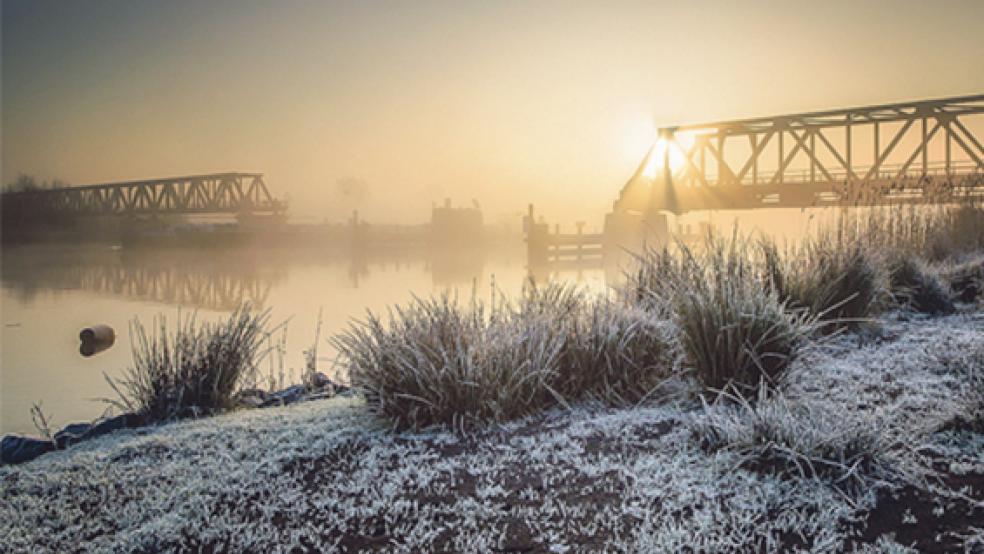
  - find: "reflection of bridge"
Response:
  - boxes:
[1,249,280,311]
[71,264,275,311]
[2,173,285,218]
[614,94,984,215]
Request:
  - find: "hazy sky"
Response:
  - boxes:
[3,0,983,224]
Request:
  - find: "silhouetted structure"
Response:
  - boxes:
[2,172,285,220]
[604,94,984,252]
[430,199,484,247]
[614,94,984,216]
[525,205,603,270]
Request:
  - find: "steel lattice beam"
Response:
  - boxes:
[2,172,286,219]
[617,94,984,214]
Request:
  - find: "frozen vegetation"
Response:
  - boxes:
[1,311,983,552]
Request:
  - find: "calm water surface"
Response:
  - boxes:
[1,244,607,434]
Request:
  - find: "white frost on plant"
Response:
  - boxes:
[1,314,983,552]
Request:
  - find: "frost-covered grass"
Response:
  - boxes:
[555,301,681,406]
[764,232,886,332]
[105,305,270,422]
[3,313,983,552]
[631,234,815,398]
[333,284,681,430]
[332,287,566,430]
[0,397,861,553]
[339,207,981,428]
[690,315,984,495]
[887,254,955,315]
[942,254,984,304]
[844,202,984,261]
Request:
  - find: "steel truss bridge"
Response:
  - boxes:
[2,172,285,219]
[615,94,984,215]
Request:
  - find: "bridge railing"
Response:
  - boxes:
[690,161,984,187]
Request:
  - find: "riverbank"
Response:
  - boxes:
[2,311,982,552]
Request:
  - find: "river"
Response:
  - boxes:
[0,243,608,434]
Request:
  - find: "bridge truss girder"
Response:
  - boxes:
[619,94,984,214]
[2,173,285,219]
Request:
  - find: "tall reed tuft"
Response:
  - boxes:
[634,233,814,398]
[844,201,984,261]
[942,255,984,303]
[764,233,885,332]
[887,255,954,315]
[556,301,681,406]
[332,288,565,431]
[106,305,270,422]
[333,282,682,430]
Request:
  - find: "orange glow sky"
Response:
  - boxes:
[3,0,983,225]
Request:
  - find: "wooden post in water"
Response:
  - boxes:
[350,210,367,253]
[575,221,585,263]
[525,204,549,268]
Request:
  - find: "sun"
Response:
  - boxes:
[642,132,696,179]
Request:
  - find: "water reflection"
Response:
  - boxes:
[1,244,545,310]
[2,246,284,311]
[1,243,606,434]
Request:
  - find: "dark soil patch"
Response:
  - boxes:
[939,415,984,435]
[850,465,984,552]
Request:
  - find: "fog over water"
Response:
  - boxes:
[0,244,608,434]
[0,206,840,434]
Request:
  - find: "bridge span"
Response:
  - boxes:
[2,172,285,220]
[613,94,984,216]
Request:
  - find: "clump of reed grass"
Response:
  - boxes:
[922,203,984,260]
[764,233,885,332]
[942,255,984,303]
[332,288,566,431]
[334,282,682,430]
[847,201,984,261]
[887,255,955,315]
[106,305,271,422]
[634,234,814,398]
[624,244,687,316]
[690,387,898,490]
[556,301,681,406]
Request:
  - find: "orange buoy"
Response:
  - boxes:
[80,324,115,357]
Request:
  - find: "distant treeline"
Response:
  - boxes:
[1,174,90,243]
[2,174,70,194]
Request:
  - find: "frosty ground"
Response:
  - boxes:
[2,312,983,553]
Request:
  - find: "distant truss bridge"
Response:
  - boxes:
[615,94,984,215]
[2,172,285,218]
